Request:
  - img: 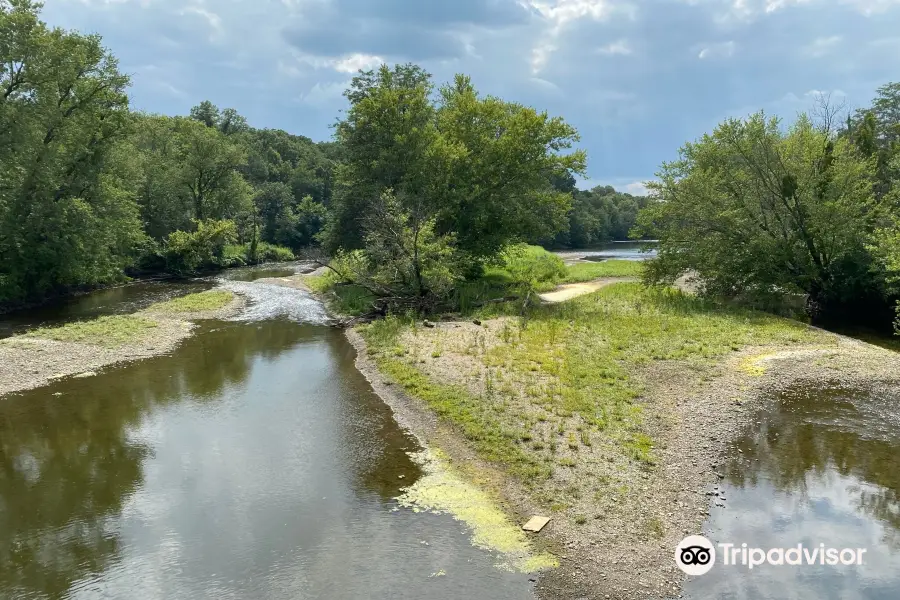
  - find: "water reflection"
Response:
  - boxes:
[685,381,900,600]
[0,321,531,600]
[0,281,212,339]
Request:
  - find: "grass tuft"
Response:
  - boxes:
[24,315,158,347]
[148,290,234,313]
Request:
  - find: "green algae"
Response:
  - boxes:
[396,448,558,573]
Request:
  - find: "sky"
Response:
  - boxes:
[41,0,900,194]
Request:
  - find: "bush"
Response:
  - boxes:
[254,242,295,263]
[486,244,567,288]
[221,244,249,268]
[164,219,238,275]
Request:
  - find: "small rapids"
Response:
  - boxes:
[219,279,332,325]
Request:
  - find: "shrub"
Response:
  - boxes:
[254,242,295,263]
[163,219,238,275]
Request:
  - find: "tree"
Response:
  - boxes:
[0,0,143,302]
[329,190,460,308]
[435,74,585,258]
[174,117,250,223]
[218,107,248,136]
[322,63,437,253]
[323,63,585,279]
[638,112,889,323]
[189,100,219,128]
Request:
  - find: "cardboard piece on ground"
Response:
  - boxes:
[522,516,550,532]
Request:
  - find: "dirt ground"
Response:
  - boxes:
[538,278,638,303]
[347,316,900,600]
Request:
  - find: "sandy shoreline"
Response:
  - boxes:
[0,294,245,398]
[346,320,900,600]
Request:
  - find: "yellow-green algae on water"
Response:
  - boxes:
[396,448,558,573]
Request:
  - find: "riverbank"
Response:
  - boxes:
[0,290,244,397]
[341,281,900,600]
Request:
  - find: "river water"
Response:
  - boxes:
[4,265,900,600]
[0,267,532,600]
[684,381,900,600]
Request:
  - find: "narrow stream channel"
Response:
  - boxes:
[0,271,533,600]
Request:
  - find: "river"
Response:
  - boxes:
[4,265,900,600]
[0,266,532,600]
[683,380,900,599]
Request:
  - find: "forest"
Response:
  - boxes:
[2,0,900,332]
[0,1,640,309]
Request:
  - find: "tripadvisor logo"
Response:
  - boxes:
[676,535,716,576]
[675,535,868,575]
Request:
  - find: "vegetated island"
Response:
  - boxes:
[0,291,243,396]
[302,247,900,600]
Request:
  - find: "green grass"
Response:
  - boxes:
[562,260,643,282]
[24,315,158,347]
[305,273,376,316]
[360,282,833,495]
[361,316,551,481]
[148,290,234,313]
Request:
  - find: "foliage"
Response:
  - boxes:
[564,260,644,281]
[163,219,238,275]
[544,183,650,249]
[488,245,567,289]
[147,290,234,313]
[0,0,144,303]
[254,241,295,263]
[23,315,157,347]
[327,191,462,307]
[871,219,900,332]
[637,111,890,324]
[323,64,585,264]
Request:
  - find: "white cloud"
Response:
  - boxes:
[178,5,223,40]
[698,41,736,59]
[803,35,842,57]
[623,180,650,196]
[841,0,900,14]
[526,0,635,73]
[597,39,632,55]
[705,0,898,22]
[331,53,384,73]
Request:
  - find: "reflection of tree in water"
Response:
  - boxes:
[319,330,423,502]
[0,320,307,598]
[726,381,900,548]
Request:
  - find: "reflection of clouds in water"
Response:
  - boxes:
[694,470,900,599]
[219,281,331,325]
[688,384,900,600]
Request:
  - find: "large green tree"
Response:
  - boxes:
[638,112,890,322]
[0,0,143,302]
[323,63,585,266]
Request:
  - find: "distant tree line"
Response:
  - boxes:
[0,1,333,305]
[542,174,650,248]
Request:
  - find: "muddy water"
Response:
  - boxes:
[684,381,900,600]
[0,280,532,599]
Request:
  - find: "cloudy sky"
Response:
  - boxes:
[42,0,900,194]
